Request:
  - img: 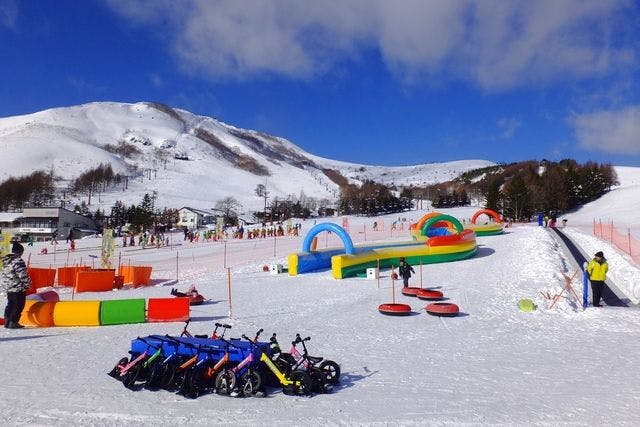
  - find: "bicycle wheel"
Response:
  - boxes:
[177,368,194,396]
[145,362,164,390]
[289,370,313,396]
[319,360,341,384]
[185,367,203,399]
[122,363,142,389]
[160,363,179,390]
[108,357,129,379]
[240,370,263,396]
[310,367,332,393]
[214,369,236,395]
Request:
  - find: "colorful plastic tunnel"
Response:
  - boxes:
[53,300,102,327]
[100,298,146,325]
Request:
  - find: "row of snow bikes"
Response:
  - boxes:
[108,320,341,399]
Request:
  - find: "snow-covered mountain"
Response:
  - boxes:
[0,102,495,214]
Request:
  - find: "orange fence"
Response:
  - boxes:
[118,266,152,287]
[75,270,116,293]
[27,268,56,294]
[57,266,91,287]
[593,219,640,264]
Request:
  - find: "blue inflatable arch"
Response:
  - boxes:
[302,223,355,255]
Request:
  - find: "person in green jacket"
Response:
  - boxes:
[586,251,608,307]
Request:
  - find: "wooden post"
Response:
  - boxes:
[227,267,233,319]
[391,266,396,304]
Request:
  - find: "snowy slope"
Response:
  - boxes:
[1,171,640,425]
[0,102,494,213]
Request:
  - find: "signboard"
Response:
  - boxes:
[0,233,11,268]
[101,228,115,269]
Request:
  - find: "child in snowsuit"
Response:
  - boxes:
[1,242,32,329]
[587,251,608,307]
[398,258,415,287]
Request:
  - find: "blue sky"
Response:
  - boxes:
[1,0,640,166]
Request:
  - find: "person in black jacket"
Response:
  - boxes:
[398,258,415,287]
[2,242,32,329]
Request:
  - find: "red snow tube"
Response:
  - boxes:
[189,294,205,306]
[416,289,444,301]
[425,302,459,317]
[401,287,422,297]
[378,303,412,316]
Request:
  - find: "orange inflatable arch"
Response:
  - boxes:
[471,209,502,224]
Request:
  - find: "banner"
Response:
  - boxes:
[0,233,11,268]
[101,228,115,269]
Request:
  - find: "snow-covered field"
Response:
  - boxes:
[2,192,640,425]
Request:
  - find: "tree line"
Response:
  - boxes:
[407,159,617,221]
[0,170,56,211]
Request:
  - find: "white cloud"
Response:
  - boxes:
[0,0,18,30]
[571,106,640,154]
[106,0,638,89]
[497,117,521,139]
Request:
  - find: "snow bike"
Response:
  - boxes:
[216,328,267,397]
[180,319,223,339]
[290,334,341,385]
[258,333,314,396]
[108,337,163,389]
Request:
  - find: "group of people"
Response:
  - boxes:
[395,252,609,309]
[0,231,612,331]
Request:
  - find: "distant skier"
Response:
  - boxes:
[587,251,608,307]
[398,258,415,287]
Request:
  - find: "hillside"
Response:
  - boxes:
[0,102,494,215]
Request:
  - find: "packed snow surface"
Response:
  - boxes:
[2,202,640,425]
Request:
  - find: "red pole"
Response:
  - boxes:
[610,221,613,243]
[227,267,232,319]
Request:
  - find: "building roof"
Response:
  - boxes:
[179,207,223,217]
[0,212,23,222]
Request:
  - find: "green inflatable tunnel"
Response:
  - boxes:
[100,298,146,325]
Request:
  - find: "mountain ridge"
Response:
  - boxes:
[0,101,495,214]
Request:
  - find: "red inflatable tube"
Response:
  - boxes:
[378,303,412,316]
[425,302,459,317]
[401,287,422,297]
[416,289,444,301]
[189,294,205,306]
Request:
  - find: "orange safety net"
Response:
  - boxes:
[593,220,640,265]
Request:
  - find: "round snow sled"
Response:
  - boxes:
[425,302,459,317]
[378,303,412,316]
[401,287,422,297]
[416,289,443,301]
[189,294,205,306]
